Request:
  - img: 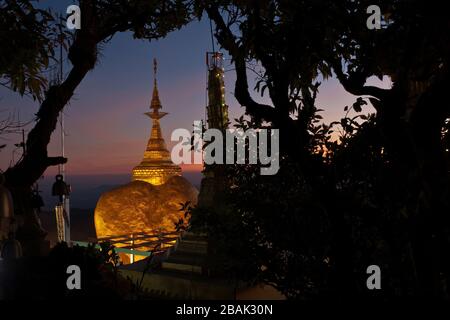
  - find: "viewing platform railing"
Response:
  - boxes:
[71,230,181,263]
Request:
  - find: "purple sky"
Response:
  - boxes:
[0,2,390,177]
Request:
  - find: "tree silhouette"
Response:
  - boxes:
[2,0,449,299]
[193,0,450,298]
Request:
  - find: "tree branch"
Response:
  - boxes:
[46,156,68,166]
[331,58,390,106]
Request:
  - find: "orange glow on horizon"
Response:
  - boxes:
[44,163,203,177]
[180,164,203,172]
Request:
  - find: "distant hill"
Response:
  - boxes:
[37,171,203,210]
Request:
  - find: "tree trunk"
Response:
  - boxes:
[4,9,99,255]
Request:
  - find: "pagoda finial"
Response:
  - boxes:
[132,57,179,185]
[151,58,161,112]
[146,58,167,121]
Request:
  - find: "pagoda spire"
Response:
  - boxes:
[197,52,229,208]
[205,52,229,132]
[150,58,163,113]
[147,58,166,121]
[132,58,181,185]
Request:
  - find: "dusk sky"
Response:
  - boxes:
[0,1,389,177]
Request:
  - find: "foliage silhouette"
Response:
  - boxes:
[190,0,450,298]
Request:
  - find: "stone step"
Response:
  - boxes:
[183,231,207,238]
[176,241,207,255]
[162,261,203,274]
[180,237,208,246]
[162,252,206,274]
[119,265,235,299]
[181,232,208,243]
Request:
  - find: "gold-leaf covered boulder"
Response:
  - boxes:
[94,176,198,239]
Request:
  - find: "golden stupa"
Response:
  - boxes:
[132,59,182,185]
[94,59,198,264]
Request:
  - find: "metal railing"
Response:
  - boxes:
[71,230,181,263]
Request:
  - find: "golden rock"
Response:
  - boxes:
[94,176,198,263]
[94,176,198,236]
